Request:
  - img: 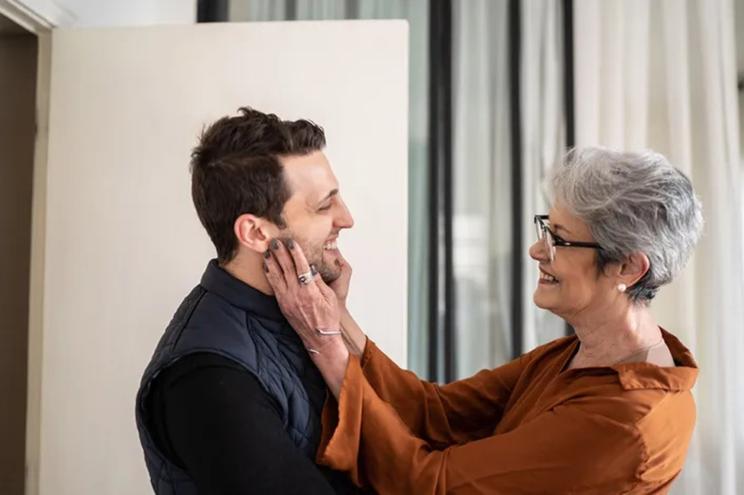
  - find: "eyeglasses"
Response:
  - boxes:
[533,215,603,262]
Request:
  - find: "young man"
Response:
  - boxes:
[135,108,356,494]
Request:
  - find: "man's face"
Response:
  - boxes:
[277,151,354,283]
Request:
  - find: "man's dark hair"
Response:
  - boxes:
[190,107,326,263]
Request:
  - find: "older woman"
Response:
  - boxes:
[264,147,703,494]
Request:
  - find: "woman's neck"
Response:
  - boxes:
[569,303,662,367]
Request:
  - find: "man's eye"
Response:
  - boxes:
[318,204,332,212]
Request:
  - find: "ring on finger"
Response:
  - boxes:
[298,271,314,285]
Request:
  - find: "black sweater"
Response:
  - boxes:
[145,352,358,494]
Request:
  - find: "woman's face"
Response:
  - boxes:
[529,204,618,322]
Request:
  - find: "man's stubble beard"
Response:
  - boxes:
[277,233,341,283]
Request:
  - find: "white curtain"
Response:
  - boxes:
[520,0,568,353]
[451,0,569,378]
[574,0,744,493]
[451,0,514,378]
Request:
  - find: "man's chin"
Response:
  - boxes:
[319,267,341,284]
[317,250,342,283]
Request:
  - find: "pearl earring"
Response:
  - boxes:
[617,283,627,293]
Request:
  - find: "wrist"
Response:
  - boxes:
[309,337,349,398]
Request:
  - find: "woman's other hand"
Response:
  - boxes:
[328,250,352,308]
[323,248,368,357]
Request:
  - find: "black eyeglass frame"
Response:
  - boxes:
[533,215,604,251]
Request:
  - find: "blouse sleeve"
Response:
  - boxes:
[318,355,644,494]
[358,340,531,446]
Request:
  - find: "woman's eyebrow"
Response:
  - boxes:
[550,220,572,235]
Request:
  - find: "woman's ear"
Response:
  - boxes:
[233,214,278,254]
[619,251,651,288]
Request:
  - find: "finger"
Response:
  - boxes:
[285,238,313,285]
[314,273,337,301]
[334,249,353,277]
[333,249,349,268]
[263,250,287,293]
[269,238,299,289]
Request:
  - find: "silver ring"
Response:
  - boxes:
[298,271,314,285]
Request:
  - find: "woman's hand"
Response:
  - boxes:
[327,250,352,308]
[264,238,349,397]
[316,248,368,357]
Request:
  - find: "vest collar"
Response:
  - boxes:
[200,259,286,322]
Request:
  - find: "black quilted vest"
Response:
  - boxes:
[135,260,330,494]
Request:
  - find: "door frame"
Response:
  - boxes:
[0,3,61,494]
[0,0,73,33]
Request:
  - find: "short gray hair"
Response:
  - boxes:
[547,147,703,303]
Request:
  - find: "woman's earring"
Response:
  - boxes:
[617,283,627,293]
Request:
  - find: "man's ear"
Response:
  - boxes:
[619,251,651,288]
[233,214,278,254]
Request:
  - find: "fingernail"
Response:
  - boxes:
[310,264,317,275]
[264,263,269,273]
[264,250,271,259]
[334,259,341,267]
[270,239,279,251]
[286,239,295,250]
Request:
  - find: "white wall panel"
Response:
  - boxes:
[39,21,408,494]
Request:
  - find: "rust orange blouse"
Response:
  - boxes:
[317,329,698,494]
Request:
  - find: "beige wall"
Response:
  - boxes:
[36,21,407,494]
[0,30,36,495]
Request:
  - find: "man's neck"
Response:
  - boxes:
[220,253,275,296]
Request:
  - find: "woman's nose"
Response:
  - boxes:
[529,240,548,262]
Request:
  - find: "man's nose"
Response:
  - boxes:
[334,197,354,229]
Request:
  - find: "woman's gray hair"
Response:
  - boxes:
[547,147,703,303]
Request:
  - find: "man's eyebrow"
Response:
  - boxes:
[316,189,339,205]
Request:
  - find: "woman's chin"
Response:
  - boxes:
[533,287,557,311]
[533,296,547,310]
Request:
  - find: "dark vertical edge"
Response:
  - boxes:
[286,0,298,20]
[562,0,575,337]
[197,0,228,22]
[441,0,455,383]
[563,0,575,150]
[508,0,523,359]
[345,0,360,19]
[426,0,440,382]
[428,0,455,382]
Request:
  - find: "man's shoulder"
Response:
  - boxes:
[154,352,276,403]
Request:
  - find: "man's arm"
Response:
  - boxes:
[154,354,337,494]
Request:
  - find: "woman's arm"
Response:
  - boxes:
[344,306,530,446]
[265,241,528,446]
[318,356,644,494]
